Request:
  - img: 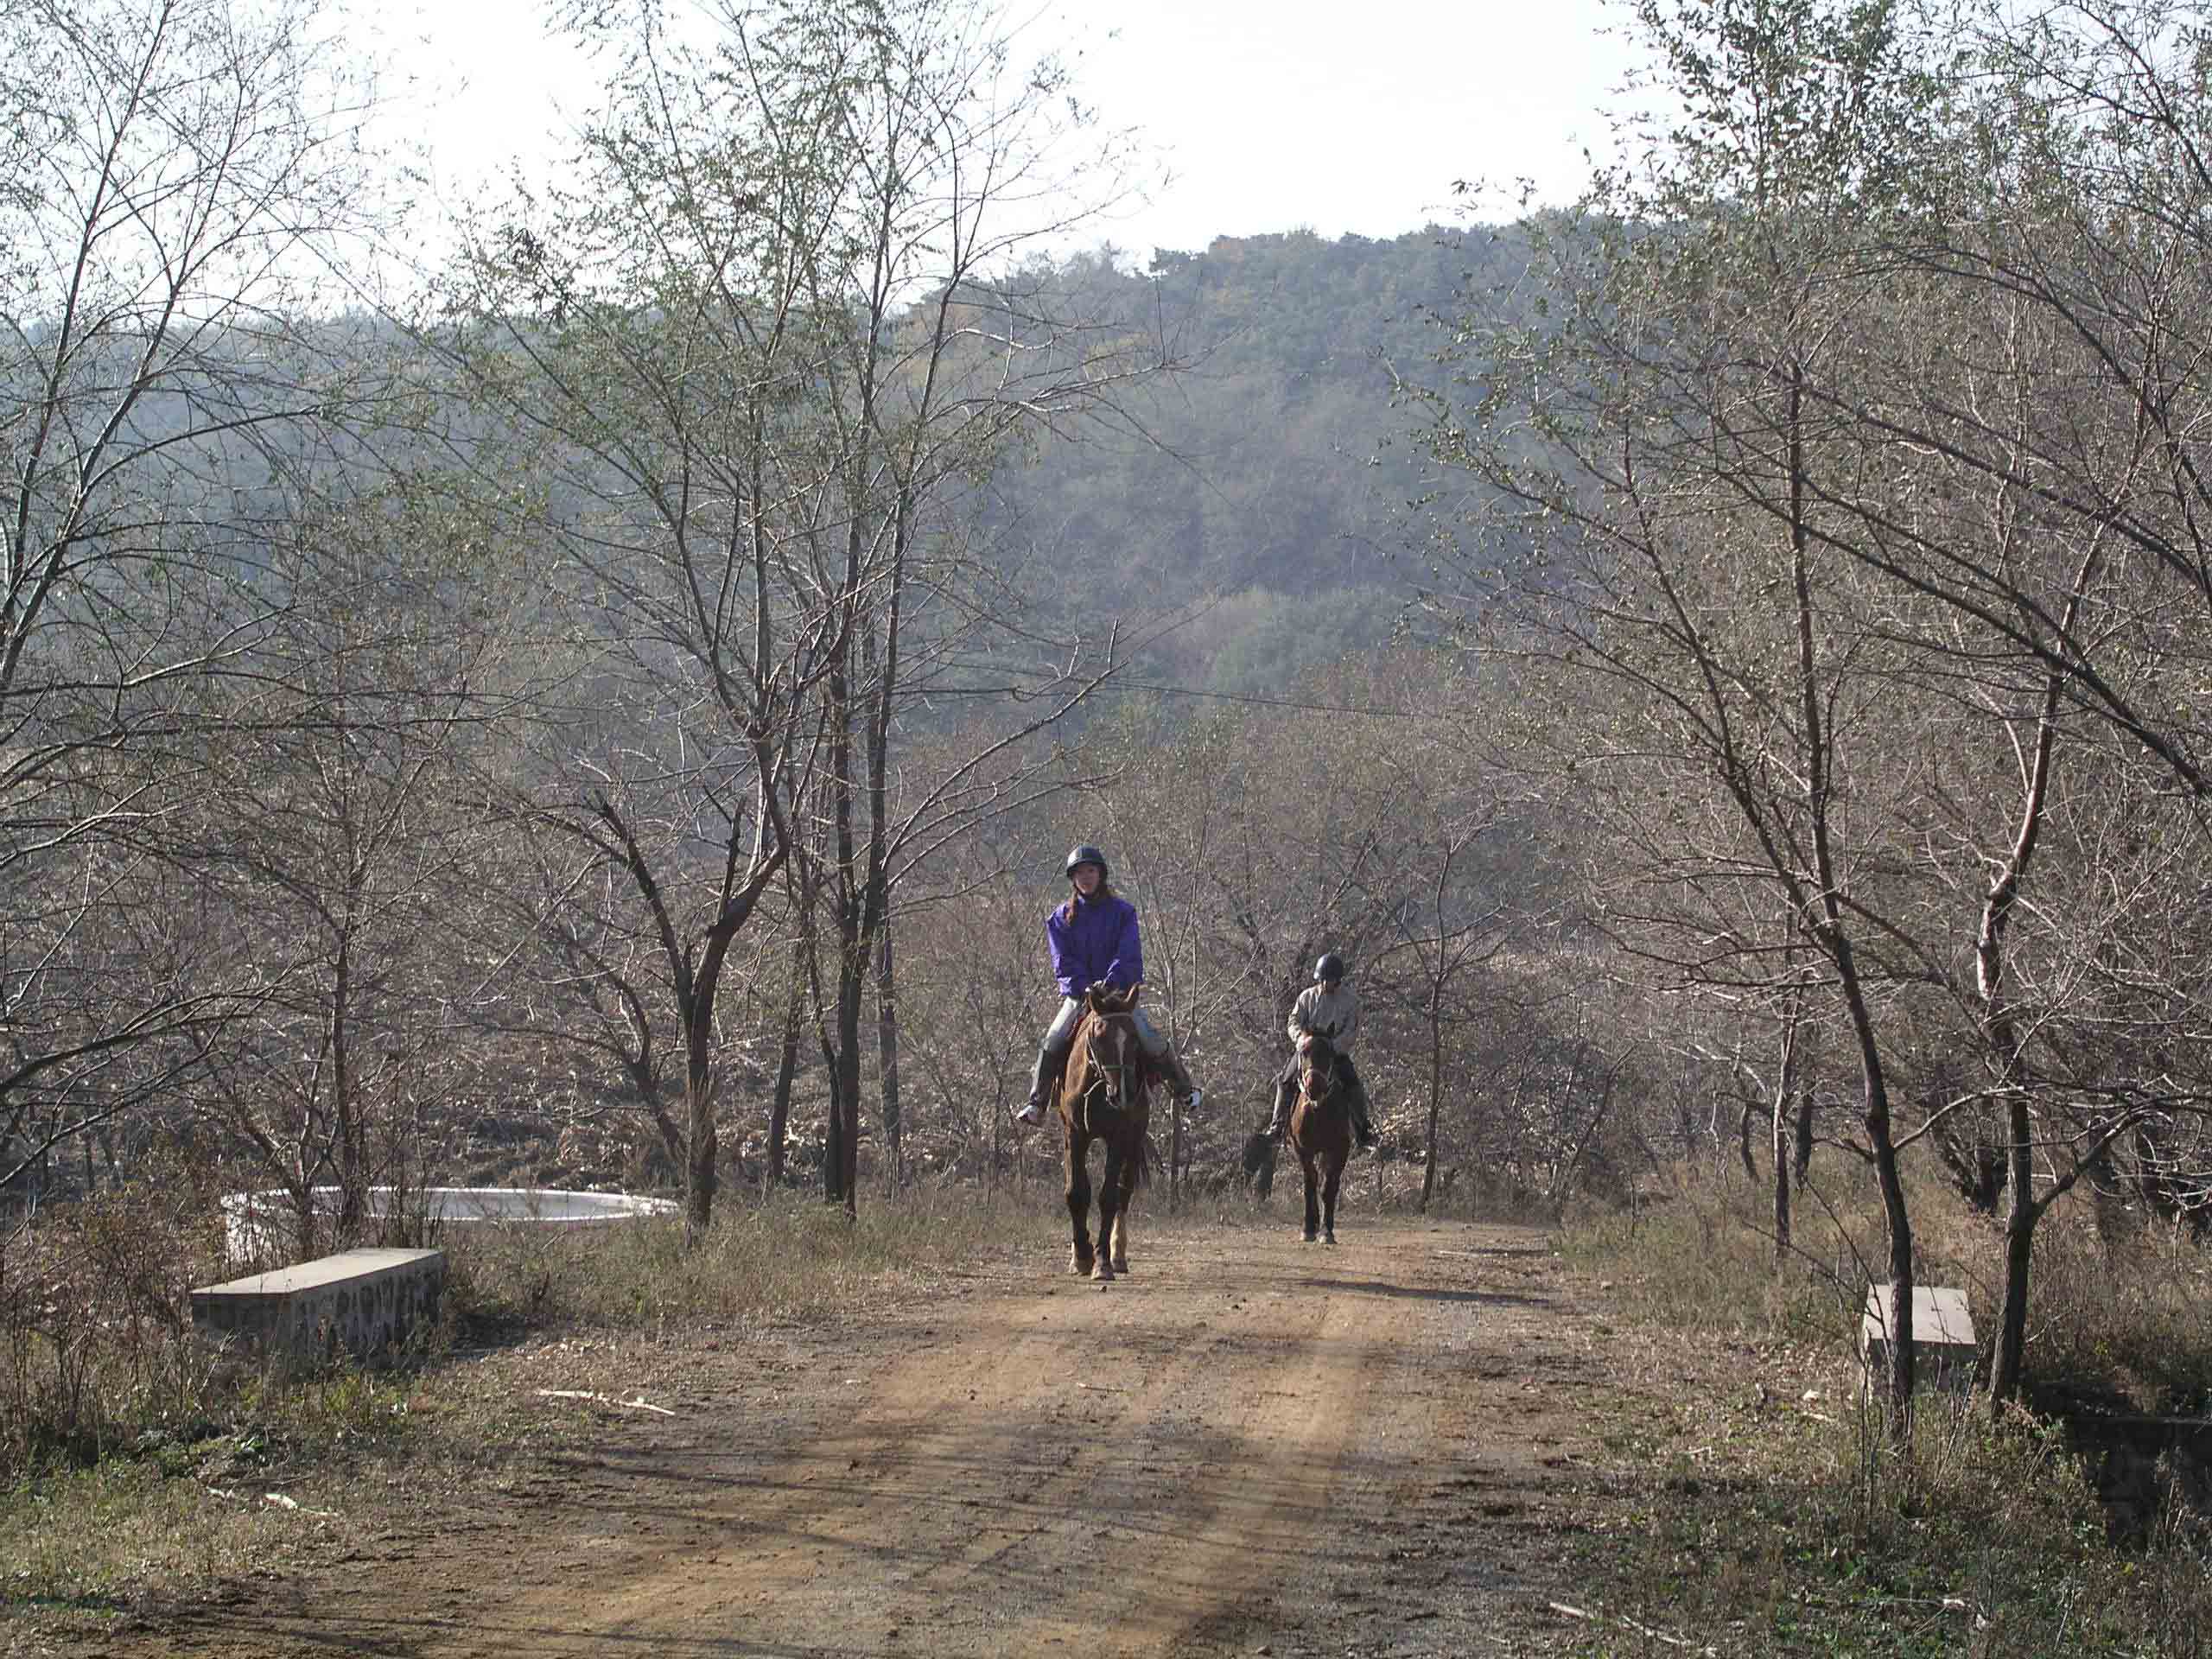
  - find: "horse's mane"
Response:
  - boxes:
[1087,982,1139,1014]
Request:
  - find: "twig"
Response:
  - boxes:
[1076,1382,1128,1393]
[536,1389,677,1416]
[1548,1602,1713,1655]
[260,1491,339,1518]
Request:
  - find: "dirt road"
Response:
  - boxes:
[135,1217,1619,1657]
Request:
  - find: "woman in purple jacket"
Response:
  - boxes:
[1014,844,1199,1125]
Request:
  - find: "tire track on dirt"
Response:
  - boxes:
[139,1220,1605,1659]
[438,1230,1395,1656]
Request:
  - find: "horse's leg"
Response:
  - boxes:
[1091,1137,1121,1282]
[1322,1149,1344,1245]
[1066,1129,1094,1276]
[1109,1135,1137,1274]
[1301,1150,1321,1243]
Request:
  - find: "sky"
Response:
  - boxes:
[376,0,1655,263]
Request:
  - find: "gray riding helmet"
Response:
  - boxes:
[1314,952,1345,983]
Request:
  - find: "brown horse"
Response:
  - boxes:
[1289,1031,1352,1244]
[1056,983,1152,1282]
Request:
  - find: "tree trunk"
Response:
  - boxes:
[1790,362,1913,1420]
[766,976,801,1189]
[1861,1036,1914,1414]
[1987,1089,2038,1404]
[332,935,365,1243]
[876,911,902,1178]
[683,1014,716,1241]
[1771,1093,1791,1263]
[1773,1007,1799,1265]
[1420,990,1444,1211]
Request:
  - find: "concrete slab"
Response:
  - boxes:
[219,1185,679,1258]
[193,1247,444,1370]
[1861,1283,1978,1389]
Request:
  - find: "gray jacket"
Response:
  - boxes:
[1287,982,1358,1050]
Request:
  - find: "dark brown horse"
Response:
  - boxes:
[1289,1031,1352,1244]
[1056,983,1152,1282]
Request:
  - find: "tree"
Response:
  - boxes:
[1412,0,2212,1417]
[444,0,1171,1228]
[181,480,509,1250]
[1408,0,1958,1409]
[1364,747,1517,1211]
[1,0,399,1198]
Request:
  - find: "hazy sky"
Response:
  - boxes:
[1033,0,1651,251]
[381,0,1652,258]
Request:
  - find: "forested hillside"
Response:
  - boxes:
[920,226,1529,702]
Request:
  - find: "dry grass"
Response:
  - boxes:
[11,1154,2208,1655]
[0,1179,1117,1630]
[1552,1160,2212,1657]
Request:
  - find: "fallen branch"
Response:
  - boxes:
[1548,1602,1713,1655]
[260,1491,339,1518]
[536,1389,677,1416]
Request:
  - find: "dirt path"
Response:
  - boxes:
[128,1217,1621,1658]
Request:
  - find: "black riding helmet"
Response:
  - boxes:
[1314,952,1345,984]
[1065,844,1109,880]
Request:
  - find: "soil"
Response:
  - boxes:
[60,1217,1638,1658]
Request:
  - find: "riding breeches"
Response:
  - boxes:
[1028,995,1190,1104]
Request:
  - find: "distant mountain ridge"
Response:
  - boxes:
[987,225,1524,697]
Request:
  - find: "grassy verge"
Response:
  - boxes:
[1550,1166,2212,1657]
[0,1181,1077,1632]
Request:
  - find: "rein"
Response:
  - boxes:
[1300,1043,1344,1115]
[1077,1014,1140,1128]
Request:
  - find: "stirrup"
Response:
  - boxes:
[1014,1100,1046,1126]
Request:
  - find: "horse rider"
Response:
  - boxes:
[1264,952,1377,1151]
[1014,844,1200,1126]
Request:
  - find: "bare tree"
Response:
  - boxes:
[1,0,401,1200]
[181,481,511,1249]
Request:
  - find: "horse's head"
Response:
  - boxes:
[1298,1031,1343,1109]
[1069,983,1142,1122]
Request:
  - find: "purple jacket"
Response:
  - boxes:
[1046,892,1143,998]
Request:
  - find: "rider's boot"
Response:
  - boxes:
[1014,1042,1058,1126]
[1169,1059,1202,1117]
[1266,1077,1294,1143]
[1145,1045,1201,1118]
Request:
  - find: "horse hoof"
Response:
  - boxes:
[1091,1260,1115,1283]
[1071,1253,1093,1277]
[1325,1234,1338,1246]
[1302,1231,1317,1243]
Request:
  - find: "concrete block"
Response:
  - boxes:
[193,1247,444,1370]
[219,1185,678,1259]
[1860,1283,1977,1389]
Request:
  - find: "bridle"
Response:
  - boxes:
[1079,1009,1140,1121]
[1300,1039,1342,1114]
